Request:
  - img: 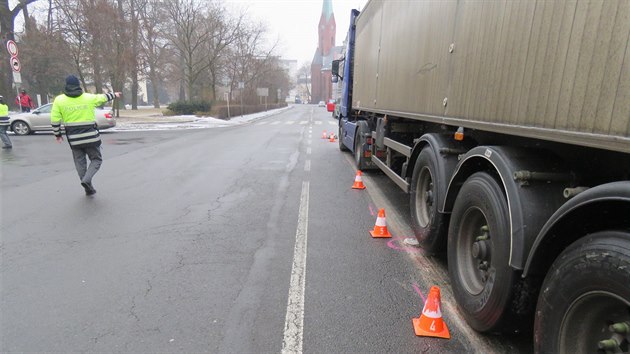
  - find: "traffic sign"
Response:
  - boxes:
[10,56,21,72]
[6,40,18,57]
[12,71,21,84]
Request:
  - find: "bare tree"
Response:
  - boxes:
[226,20,279,104]
[54,0,91,86]
[138,0,170,108]
[297,62,311,101]
[164,0,215,102]
[0,0,40,95]
[201,4,243,102]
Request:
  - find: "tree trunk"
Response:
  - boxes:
[130,1,138,109]
[149,65,160,108]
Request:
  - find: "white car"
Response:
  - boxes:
[9,103,116,135]
[317,101,325,107]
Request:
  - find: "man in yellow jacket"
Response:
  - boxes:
[0,95,12,149]
[51,75,121,195]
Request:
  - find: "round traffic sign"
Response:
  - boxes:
[10,56,21,72]
[6,40,18,57]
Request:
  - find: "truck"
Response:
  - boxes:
[332,1,630,352]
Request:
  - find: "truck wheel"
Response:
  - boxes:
[410,148,447,253]
[338,124,348,151]
[448,172,518,332]
[534,231,630,354]
[354,131,366,169]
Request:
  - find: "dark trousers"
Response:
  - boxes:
[71,145,102,184]
[0,124,11,147]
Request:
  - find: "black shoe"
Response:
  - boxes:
[81,182,97,195]
[2,146,12,149]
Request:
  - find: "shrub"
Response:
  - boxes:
[167,100,212,115]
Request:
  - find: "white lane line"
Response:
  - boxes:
[306,147,311,155]
[281,181,310,354]
[256,121,269,125]
[271,121,281,125]
[314,121,322,125]
[300,121,308,125]
[304,160,311,171]
[329,122,336,126]
[285,121,295,125]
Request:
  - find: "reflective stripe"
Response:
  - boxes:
[64,121,95,127]
[69,137,100,146]
[67,131,98,139]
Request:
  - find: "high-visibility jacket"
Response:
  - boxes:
[51,92,116,148]
[0,103,9,126]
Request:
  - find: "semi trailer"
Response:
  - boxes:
[332,1,630,352]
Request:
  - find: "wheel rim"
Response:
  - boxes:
[415,166,434,227]
[13,122,29,135]
[456,207,492,295]
[559,292,630,353]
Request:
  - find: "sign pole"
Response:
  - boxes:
[16,86,21,112]
[225,92,230,119]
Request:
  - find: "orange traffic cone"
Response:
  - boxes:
[412,286,451,339]
[352,170,366,189]
[329,133,336,142]
[322,130,328,139]
[369,209,392,238]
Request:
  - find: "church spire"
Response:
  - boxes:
[322,0,333,21]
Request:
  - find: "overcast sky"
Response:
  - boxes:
[224,0,368,66]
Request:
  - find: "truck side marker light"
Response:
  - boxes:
[370,208,392,238]
[352,170,366,189]
[412,286,451,339]
[454,127,464,141]
[322,130,328,139]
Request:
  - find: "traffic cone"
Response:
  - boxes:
[329,133,336,142]
[322,130,328,139]
[369,209,391,238]
[352,170,366,190]
[412,286,451,339]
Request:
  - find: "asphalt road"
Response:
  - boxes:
[0,105,532,353]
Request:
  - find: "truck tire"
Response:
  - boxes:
[409,148,447,253]
[447,172,518,332]
[354,130,367,170]
[338,124,348,151]
[534,231,630,354]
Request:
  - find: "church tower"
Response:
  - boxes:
[311,0,337,103]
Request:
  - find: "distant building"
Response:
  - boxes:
[311,0,344,103]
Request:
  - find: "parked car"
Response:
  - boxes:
[326,99,336,113]
[9,103,116,136]
[317,101,325,107]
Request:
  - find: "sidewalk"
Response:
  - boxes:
[109,106,293,131]
[113,107,192,124]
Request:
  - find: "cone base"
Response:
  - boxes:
[352,184,366,190]
[412,317,450,339]
[370,229,392,238]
